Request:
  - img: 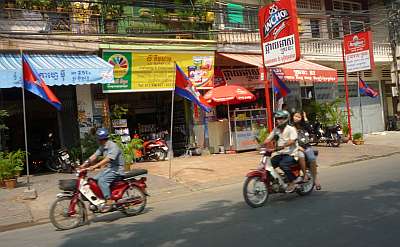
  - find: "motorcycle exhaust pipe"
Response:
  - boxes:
[116,196,143,205]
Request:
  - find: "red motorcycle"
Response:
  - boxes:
[243,148,315,208]
[49,168,148,230]
[134,134,169,161]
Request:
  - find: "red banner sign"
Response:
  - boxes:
[343,31,375,73]
[258,0,301,67]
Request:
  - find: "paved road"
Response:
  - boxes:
[1,155,400,247]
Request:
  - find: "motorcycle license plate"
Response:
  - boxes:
[61,154,70,160]
[337,131,343,135]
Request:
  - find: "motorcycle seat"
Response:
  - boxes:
[122,169,148,179]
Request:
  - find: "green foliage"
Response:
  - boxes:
[80,132,98,160]
[111,135,143,164]
[69,146,82,163]
[111,104,128,120]
[256,126,269,144]
[309,99,352,136]
[353,132,363,140]
[0,110,8,131]
[0,150,25,180]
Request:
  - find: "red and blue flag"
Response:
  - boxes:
[22,54,61,110]
[272,71,291,100]
[359,77,378,98]
[175,64,211,112]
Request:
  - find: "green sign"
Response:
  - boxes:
[102,51,132,92]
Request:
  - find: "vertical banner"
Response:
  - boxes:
[258,0,301,67]
[343,31,375,73]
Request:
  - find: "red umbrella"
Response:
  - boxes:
[204,85,256,149]
[204,85,256,105]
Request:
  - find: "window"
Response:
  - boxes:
[330,18,343,39]
[333,0,362,12]
[350,21,364,33]
[297,0,323,10]
[219,3,258,29]
[297,0,309,9]
[310,19,321,38]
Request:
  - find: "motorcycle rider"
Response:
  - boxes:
[264,110,302,193]
[80,128,125,211]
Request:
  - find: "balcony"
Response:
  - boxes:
[0,4,215,40]
[217,30,392,63]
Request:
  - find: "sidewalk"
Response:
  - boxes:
[1,131,399,232]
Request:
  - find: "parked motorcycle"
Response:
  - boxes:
[243,149,315,208]
[49,168,148,230]
[308,122,342,147]
[43,133,75,173]
[134,134,169,162]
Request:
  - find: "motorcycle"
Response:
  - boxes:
[308,122,342,147]
[43,133,75,173]
[134,134,169,162]
[49,168,148,230]
[243,149,315,208]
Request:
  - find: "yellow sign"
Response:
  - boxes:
[132,52,214,91]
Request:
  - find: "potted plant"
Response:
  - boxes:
[138,8,152,18]
[112,135,143,171]
[0,150,26,189]
[352,132,364,145]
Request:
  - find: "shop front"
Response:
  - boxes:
[210,52,338,152]
[0,52,113,161]
[100,50,215,155]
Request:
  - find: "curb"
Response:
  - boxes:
[1,151,399,233]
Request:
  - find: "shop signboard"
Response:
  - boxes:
[221,68,264,89]
[103,51,214,92]
[258,0,301,67]
[103,51,132,91]
[343,31,375,73]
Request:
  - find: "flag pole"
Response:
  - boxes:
[169,63,176,179]
[342,42,353,140]
[20,50,30,190]
[358,74,365,134]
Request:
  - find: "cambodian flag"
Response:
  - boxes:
[359,77,378,98]
[175,64,211,112]
[22,54,61,110]
[272,71,291,100]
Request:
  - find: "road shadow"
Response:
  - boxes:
[58,181,400,247]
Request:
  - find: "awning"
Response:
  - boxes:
[218,53,337,83]
[0,53,114,88]
[219,53,263,67]
[273,60,338,83]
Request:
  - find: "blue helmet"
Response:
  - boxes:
[96,128,109,140]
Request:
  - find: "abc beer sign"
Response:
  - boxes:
[344,31,375,73]
[258,0,300,67]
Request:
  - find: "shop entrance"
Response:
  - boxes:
[107,91,190,155]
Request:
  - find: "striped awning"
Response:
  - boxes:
[0,53,114,88]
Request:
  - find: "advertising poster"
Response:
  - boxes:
[343,31,375,73]
[258,0,301,67]
[103,51,214,92]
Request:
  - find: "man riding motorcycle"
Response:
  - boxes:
[264,110,302,193]
[80,128,125,212]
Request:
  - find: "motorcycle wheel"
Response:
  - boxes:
[330,134,341,147]
[121,186,147,216]
[243,176,269,208]
[296,171,314,196]
[49,197,86,230]
[154,148,167,161]
[46,158,62,172]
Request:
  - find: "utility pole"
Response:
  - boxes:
[389,2,400,115]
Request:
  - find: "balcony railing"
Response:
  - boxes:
[0,7,215,40]
[217,30,392,61]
